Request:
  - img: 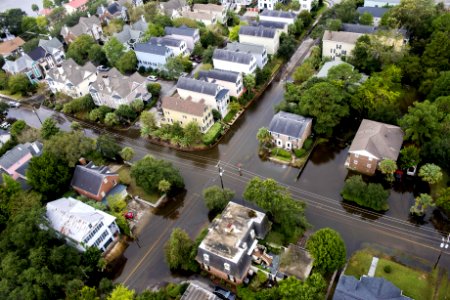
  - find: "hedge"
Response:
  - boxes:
[223,109,238,123]
[272,148,292,159]
[202,122,223,145]
[303,138,313,151]
[294,148,307,158]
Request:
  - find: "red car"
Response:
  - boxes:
[124,212,134,219]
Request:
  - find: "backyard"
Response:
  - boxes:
[118,165,160,204]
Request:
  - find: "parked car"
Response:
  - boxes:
[146,75,158,82]
[97,65,110,72]
[0,122,10,129]
[213,286,236,300]
[8,101,20,108]
[124,212,134,220]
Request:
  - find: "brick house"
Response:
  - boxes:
[71,161,119,201]
[345,119,404,175]
[268,111,313,150]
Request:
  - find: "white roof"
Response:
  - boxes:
[46,197,116,243]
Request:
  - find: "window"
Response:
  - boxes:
[250,229,255,239]
[353,160,358,165]
[224,263,230,271]
[203,254,210,262]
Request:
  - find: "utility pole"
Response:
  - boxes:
[32,108,43,125]
[434,233,449,269]
[217,161,224,190]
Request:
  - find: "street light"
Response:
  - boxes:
[434,233,449,269]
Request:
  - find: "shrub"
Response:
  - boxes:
[62,95,96,114]
[147,83,161,100]
[202,122,223,145]
[223,109,238,123]
[384,265,392,273]
[294,148,307,158]
[303,138,313,151]
[273,148,292,159]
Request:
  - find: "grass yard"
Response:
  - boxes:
[118,166,160,204]
[437,271,449,300]
[345,248,446,300]
[0,90,23,100]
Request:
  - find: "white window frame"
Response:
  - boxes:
[224,263,230,271]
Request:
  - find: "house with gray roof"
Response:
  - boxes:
[149,36,189,56]
[38,37,65,65]
[193,3,228,24]
[322,30,363,61]
[165,26,200,50]
[357,7,389,26]
[259,9,297,24]
[333,275,411,300]
[177,77,230,117]
[60,15,104,44]
[239,26,280,54]
[27,38,65,76]
[0,141,42,182]
[363,0,400,7]
[225,42,268,69]
[89,68,150,109]
[134,42,174,70]
[114,25,143,50]
[181,282,220,300]
[160,0,189,19]
[252,20,289,34]
[199,69,244,98]
[71,161,120,201]
[345,119,404,175]
[2,54,43,84]
[268,111,313,150]
[45,58,97,97]
[212,48,257,74]
[342,23,377,34]
[96,2,128,23]
[196,202,270,284]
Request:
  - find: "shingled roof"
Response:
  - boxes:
[177,77,218,96]
[0,141,42,170]
[46,58,96,85]
[90,68,147,99]
[162,96,207,117]
[27,46,47,61]
[349,119,404,160]
[342,23,377,34]
[357,7,389,18]
[134,43,170,56]
[253,20,287,30]
[198,69,240,83]
[225,42,266,54]
[239,25,276,38]
[260,9,296,19]
[71,162,117,197]
[149,36,183,47]
[61,16,101,37]
[213,48,254,64]
[268,111,312,139]
[0,37,25,56]
[165,25,198,37]
[323,30,363,44]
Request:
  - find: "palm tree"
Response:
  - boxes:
[378,159,397,182]
[120,147,135,162]
[419,163,443,185]
[256,127,272,148]
[410,193,434,216]
[158,179,171,194]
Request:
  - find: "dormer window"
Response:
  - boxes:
[224,263,230,271]
[203,254,209,262]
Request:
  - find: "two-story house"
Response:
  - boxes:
[199,69,244,98]
[165,26,200,50]
[299,0,314,11]
[89,68,150,109]
[356,7,389,26]
[181,11,217,26]
[160,0,189,19]
[196,202,270,284]
[134,43,175,70]
[162,96,214,133]
[212,49,257,75]
[38,37,65,66]
[268,111,313,150]
[0,141,42,183]
[341,23,377,34]
[71,161,120,201]
[177,77,230,117]
[114,17,148,50]
[363,0,400,7]
[225,42,268,69]
[239,26,279,55]
[46,197,120,252]
[259,9,297,25]
[252,20,289,34]
[0,37,25,58]
[45,58,97,97]
[345,119,404,176]
[2,54,44,84]
[63,0,89,14]
[60,15,104,44]
[96,2,128,23]
[149,37,189,56]
[26,38,65,76]
[322,30,363,61]
[193,4,228,24]
[258,0,281,11]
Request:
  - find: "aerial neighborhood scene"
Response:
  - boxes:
[0,0,449,298]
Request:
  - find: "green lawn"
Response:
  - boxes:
[0,90,23,100]
[118,166,160,204]
[437,271,449,300]
[345,248,446,300]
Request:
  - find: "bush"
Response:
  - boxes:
[223,109,238,123]
[341,175,390,211]
[147,83,162,100]
[202,122,223,145]
[303,138,313,151]
[62,95,96,114]
[384,265,392,273]
[294,148,307,158]
[273,148,292,159]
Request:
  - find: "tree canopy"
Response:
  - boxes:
[341,175,390,211]
[202,185,235,213]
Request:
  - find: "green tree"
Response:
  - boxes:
[147,83,161,99]
[43,0,54,8]
[428,71,450,102]
[333,0,358,23]
[399,145,421,169]
[88,106,112,123]
[115,104,137,123]
[116,50,137,74]
[8,74,31,95]
[131,99,144,113]
[327,63,362,86]
[298,82,349,136]
[293,62,315,84]
[31,4,39,13]
[202,46,215,64]
[9,120,26,137]
[96,135,121,160]
[164,228,195,271]
[0,9,26,35]
[256,127,272,148]
[107,285,135,300]
[326,18,342,31]
[436,187,450,215]
[131,155,184,194]
[44,131,95,167]
[120,147,135,162]
[243,74,256,92]
[67,34,96,65]
[0,101,9,115]
[306,228,346,274]
[410,193,434,216]
[183,121,202,146]
[378,159,397,182]
[40,118,60,139]
[140,111,157,136]
[104,37,125,67]
[202,185,235,212]
[88,44,107,66]
[418,163,443,185]
[166,55,186,79]
[341,175,389,211]
[349,35,381,74]
[277,33,297,58]
[391,0,436,41]
[0,71,9,89]
[107,193,127,213]
[229,25,240,41]
[36,16,48,32]
[359,12,374,25]
[78,286,99,300]
[70,121,83,131]
[104,112,119,126]
[158,179,171,194]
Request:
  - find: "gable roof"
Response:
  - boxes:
[239,25,276,38]
[90,68,147,98]
[193,3,225,12]
[165,25,198,37]
[0,37,25,56]
[268,111,312,138]
[181,283,220,300]
[132,18,148,32]
[177,77,218,96]
[149,36,183,47]
[349,119,404,160]
[260,9,296,19]
[114,25,142,44]
[225,42,266,55]
[213,48,254,65]
[38,37,63,52]
[46,58,96,85]
[357,6,389,18]
[2,54,35,73]
[0,141,42,170]
[253,20,288,30]
[198,69,240,83]
[134,43,170,56]
[162,96,207,117]
[182,11,216,22]
[71,161,117,196]
[161,0,187,13]
[323,30,363,44]
[333,275,411,300]
[62,16,101,37]
[65,0,88,9]
[342,23,377,34]
[27,46,47,61]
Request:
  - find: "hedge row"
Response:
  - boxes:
[202,122,223,145]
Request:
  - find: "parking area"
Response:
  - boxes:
[158,79,176,98]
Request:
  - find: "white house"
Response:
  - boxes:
[45,58,97,97]
[363,0,400,7]
[149,37,189,56]
[258,0,281,11]
[252,20,289,34]
[193,3,229,24]
[322,30,363,61]
[225,42,268,69]
[259,9,297,25]
[46,197,120,252]
[181,11,217,26]
[299,0,313,12]
[165,26,200,50]
[177,77,230,117]
[212,49,257,75]
[89,68,151,109]
[239,25,280,55]
[134,43,175,70]
[199,69,244,98]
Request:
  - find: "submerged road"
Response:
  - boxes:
[8,37,449,292]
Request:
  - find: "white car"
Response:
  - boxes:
[146,75,158,81]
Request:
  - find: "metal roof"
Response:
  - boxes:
[253,20,287,30]
[268,111,312,138]
[239,25,276,38]
[134,43,170,56]
[342,23,377,34]
[149,36,183,47]
[165,25,198,37]
[225,41,266,54]
[27,46,47,61]
[213,48,253,64]
[177,77,218,96]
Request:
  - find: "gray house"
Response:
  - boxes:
[225,42,268,69]
[268,111,313,150]
[196,202,270,284]
[199,69,244,98]
[134,43,174,70]
[165,26,200,50]
[212,48,257,74]
[333,275,411,300]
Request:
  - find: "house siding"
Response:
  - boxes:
[270,121,312,150]
[162,106,214,133]
[239,34,279,55]
[346,153,379,175]
[322,39,357,61]
[212,57,257,74]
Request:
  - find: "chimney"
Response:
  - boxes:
[79,157,87,165]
